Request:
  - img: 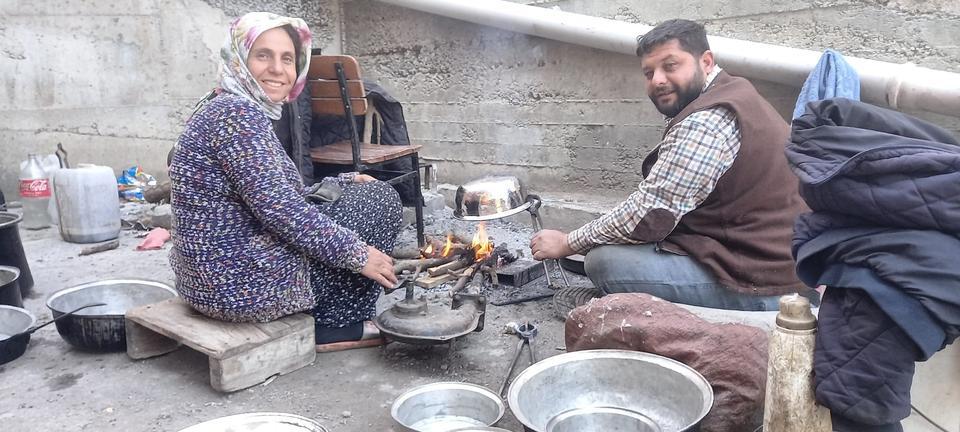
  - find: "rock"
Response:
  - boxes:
[341,411,352,418]
[145,204,173,230]
[143,181,171,204]
[565,293,769,432]
[421,191,446,214]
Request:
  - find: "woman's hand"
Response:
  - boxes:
[354,174,377,183]
[360,246,398,289]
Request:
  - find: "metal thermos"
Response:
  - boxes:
[762,294,832,432]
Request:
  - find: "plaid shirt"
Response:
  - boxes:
[568,67,740,253]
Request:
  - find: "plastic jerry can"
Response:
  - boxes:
[53,164,121,243]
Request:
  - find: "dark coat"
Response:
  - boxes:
[787,98,960,430]
[275,91,314,185]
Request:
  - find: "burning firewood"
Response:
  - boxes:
[393,257,455,275]
[427,259,471,277]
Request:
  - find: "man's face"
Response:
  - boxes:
[640,39,714,117]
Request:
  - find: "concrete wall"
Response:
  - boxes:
[0,0,341,200]
[3,0,956,200]
[342,0,960,196]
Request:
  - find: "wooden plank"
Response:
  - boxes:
[308,79,364,98]
[311,97,368,116]
[310,142,423,165]
[414,272,457,289]
[125,318,181,359]
[125,298,312,359]
[209,324,315,392]
[307,55,360,80]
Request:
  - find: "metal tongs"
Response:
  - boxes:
[527,195,571,289]
[498,321,539,397]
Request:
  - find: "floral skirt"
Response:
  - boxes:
[310,181,402,327]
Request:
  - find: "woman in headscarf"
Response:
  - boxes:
[169,12,401,352]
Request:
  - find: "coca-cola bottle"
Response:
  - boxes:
[19,154,52,229]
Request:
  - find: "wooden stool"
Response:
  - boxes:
[125,298,315,392]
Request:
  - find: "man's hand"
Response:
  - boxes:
[360,246,398,289]
[530,229,575,260]
[354,174,377,183]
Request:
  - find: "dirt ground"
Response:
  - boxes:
[0,204,582,431]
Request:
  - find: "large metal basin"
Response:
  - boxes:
[454,176,531,221]
[46,279,177,351]
[392,382,505,432]
[507,350,713,432]
[178,412,328,431]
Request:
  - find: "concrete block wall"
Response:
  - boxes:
[342,0,960,197]
[0,0,340,200]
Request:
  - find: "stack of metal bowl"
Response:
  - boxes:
[507,350,713,432]
[177,413,328,432]
[391,382,505,431]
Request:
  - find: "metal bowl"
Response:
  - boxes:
[46,279,177,351]
[448,428,513,432]
[545,406,661,432]
[392,382,505,432]
[0,305,35,341]
[454,176,531,221]
[507,350,713,432]
[177,412,328,432]
[0,305,36,365]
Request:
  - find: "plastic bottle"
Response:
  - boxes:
[762,294,832,431]
[19,154,52,230]
[53,164,121,243]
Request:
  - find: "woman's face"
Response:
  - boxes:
[246,27,296,103]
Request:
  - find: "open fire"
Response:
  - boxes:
[420,223,495,264]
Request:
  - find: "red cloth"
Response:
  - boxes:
[136,228,170,251]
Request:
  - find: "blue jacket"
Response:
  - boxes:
[787,98,960,429]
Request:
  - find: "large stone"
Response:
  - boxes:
[565,293,769,432]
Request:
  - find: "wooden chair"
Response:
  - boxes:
[307,54,425,246]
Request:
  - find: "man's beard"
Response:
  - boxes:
[650,68,706,118]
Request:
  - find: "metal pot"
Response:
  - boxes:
[507,350,713,432]
[0,303,104,365]
[0,305,36,365]
[392,382,505,432]
[0,212,34,295]
[45,279,177,352]
[0,265,23,307]
[454,176,532,221]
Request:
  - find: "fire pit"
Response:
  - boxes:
[374,225,514,345]
[375,176,569,345]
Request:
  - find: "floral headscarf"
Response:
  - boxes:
[218,12,312,120]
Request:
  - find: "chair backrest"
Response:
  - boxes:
[307,55,367,116]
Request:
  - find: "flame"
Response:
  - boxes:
[472,222,494,261]
[422,244,433,258]
[441,234,454,257]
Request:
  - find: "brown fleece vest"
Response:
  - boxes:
[639,71,807,295]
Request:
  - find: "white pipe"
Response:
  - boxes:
[376,0,960,117]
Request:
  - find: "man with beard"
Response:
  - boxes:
[531,19,812,311]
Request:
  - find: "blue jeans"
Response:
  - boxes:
[583,244,783,311]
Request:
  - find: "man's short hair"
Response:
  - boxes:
[636,19,710,59]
